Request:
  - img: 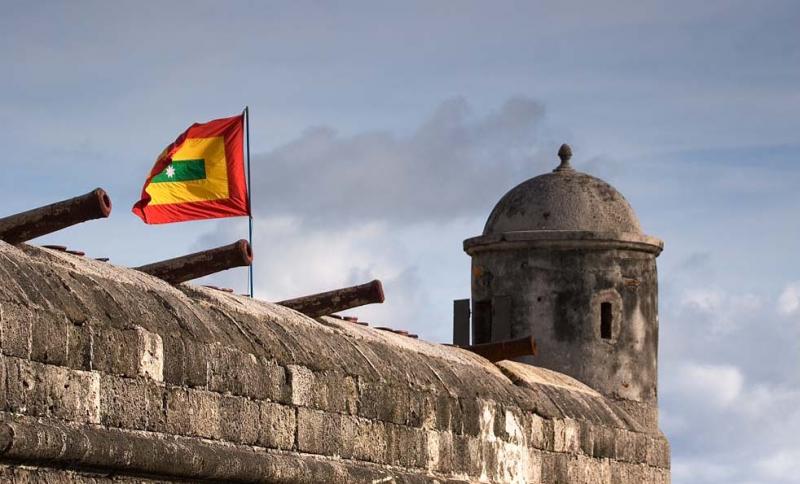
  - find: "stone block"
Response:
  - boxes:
[165,387,220,439]
[592,425,616,459]
[611,462,654,483]
[552,418,581,454]
[459,397,481,436]
[287,365,313,405]
[182,337,208,388]
[93,326,163,381]
[188,388,221,439]
[452,435,482,478]
[525,413,548,450]
[579,421,594,456]
[99,374,148,429]
[428,393,462,433]
[646,435,671,468]
[258,401,296,450]
[297,407,359,458]
[523,448,544,484]
[66,323,92,370]
[478,439,499,481]
[30,312,69,366]
[220,395,260,445]
[352,419,387,463]
[358,380,424,427]
[208,344,284,401]
[288,365,357,414]
[0,303,32,358]
[385,423,426,468]
[566,454,611,484]
[143,381,167,433]
[135,326,163,381]
[92,327,140,377]
[5,357,99,423]
[427,430,454,474]
[161,335,184,385]
[496,406,526,445]
[541,451,570,484]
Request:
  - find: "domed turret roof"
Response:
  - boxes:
[483,144,642,235]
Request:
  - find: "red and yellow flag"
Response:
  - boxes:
[132,114,250,224]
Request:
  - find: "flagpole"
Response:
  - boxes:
[244,106,254,298]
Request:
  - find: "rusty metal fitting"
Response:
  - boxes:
[0,188,112,244]
[135,239,253,285]
[278,279,384,318]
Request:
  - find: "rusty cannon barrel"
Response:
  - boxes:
[135,239,253,284]
[461,335,537,362]
[278,279,385,318]
[0,188,112,244]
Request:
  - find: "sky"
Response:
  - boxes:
[2,1,799,482]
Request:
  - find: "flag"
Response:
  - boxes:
[132,114,250,224]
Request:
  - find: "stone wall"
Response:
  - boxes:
[0,241,670,483]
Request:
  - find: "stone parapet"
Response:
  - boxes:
[0,241,669,482]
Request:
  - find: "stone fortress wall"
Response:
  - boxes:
[0,241,669,483]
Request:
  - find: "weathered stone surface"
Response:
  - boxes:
[0,464,175,483]
[359,380,425,426]
[552,418,581,454]
[220,395,260,445]
[258,401,296,450]
[30,310,69,366]
[164,387,220,439]
[160,335,184,385]
[99,374,149,429]
[92,327,140,378]
[135,325,163,381]
[0,303,32,358]
[385,423,427,468]
[66,322,93,370]
[0,413,469,483]
[208,343,285,401]
[296,407,346,457]
[288,365,358,414]
[0,241,670,483]
[464,156,664,436]
[5,356,99,423]
[92,325,164,381]
[182,337,208,388]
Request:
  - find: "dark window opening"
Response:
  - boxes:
[472,300,492,345]
[600,302,613,339]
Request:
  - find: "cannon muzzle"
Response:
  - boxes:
[0,188,112,244]
[278,279,385,318]
[461,336,537,362]
[135,239,253,284]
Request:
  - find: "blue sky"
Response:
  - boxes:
[2,1,799,482]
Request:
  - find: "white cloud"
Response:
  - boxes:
[681,288,724,312]
[778,282,800,316]
[248,96,550,228]
[757,449,800,481]
[670,362,744,409]
[245,216,401,300]
[678,287,763,334]
[672,459,737,483]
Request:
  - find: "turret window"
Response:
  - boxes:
[600,302,613,339]
[592,289,622,343]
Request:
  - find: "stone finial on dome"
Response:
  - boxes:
[554,143,574,172]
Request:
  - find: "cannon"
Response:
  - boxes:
[278,279,385,318]
[461,335,537,362]
[135,239,253,284]
[0,188,112,244]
